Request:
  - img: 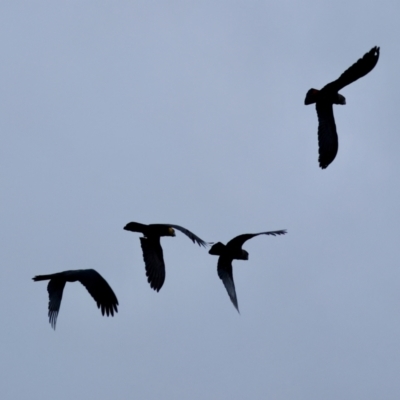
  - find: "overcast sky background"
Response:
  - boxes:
[1,1,399,399]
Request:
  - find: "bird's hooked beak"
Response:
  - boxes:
[168,227,176,236]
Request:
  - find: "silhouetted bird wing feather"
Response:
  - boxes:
[316,101,338,169]
[167,224,208,247]
[324,46,380,92]
[47,278,66,330]
[76,269,119,317]
[227,230,287,249]
[140,236,166,291]
[217,256,239,313]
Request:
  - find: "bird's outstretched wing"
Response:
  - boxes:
[140,236,166,291]
[227,230,287,249]
[167,224,208,247]
[76,269,119,317]
[46,278,66,330]
[217,256,239,313]
[316,101,338,169]
[324,46,380,92]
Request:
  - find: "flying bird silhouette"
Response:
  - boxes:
[305,46,380,169]
[124,222,208,291]
[208,229,287,312]
[33,269,118,329]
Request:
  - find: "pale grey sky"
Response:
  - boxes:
[1,2,400,399]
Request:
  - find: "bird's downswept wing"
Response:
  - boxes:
[140,236,166,291]
[316,101,338,169]
[47,278,66,330]
[166,224,209,247]
[217,256,239,313]
[227,230,287,249]
[324,46,380,92]
[76,269,119,317]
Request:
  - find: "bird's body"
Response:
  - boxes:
[209,230,287,312]
[305,46,380,168]
[33,269,118,329]
[124,221,208,291]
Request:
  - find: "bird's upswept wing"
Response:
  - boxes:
[47,278,66,330]
[324,46,380,93]
[140,236,166,291]
[316,101,339,169]
[166,224,208,247]
[226,230,287,250]
[217,256,239,313]
[76,269,119,317]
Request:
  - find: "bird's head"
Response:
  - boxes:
[168,227,176,237]
[208,242,226,256]
[123,222,134,232]
[335,93,346,105]
[304,88,319,105]
[238,249,249,261]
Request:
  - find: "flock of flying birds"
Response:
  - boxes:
[33,46,380,329]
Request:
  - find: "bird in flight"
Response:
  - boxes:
[305,46,380,169]
[208,229,287,312]
[124,222,208,291]
[33,269,118,329]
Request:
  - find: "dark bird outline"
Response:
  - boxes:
[209,229,287,312]
[124,222,208,291]
[305,46,380,169]
[33,269,119,329]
